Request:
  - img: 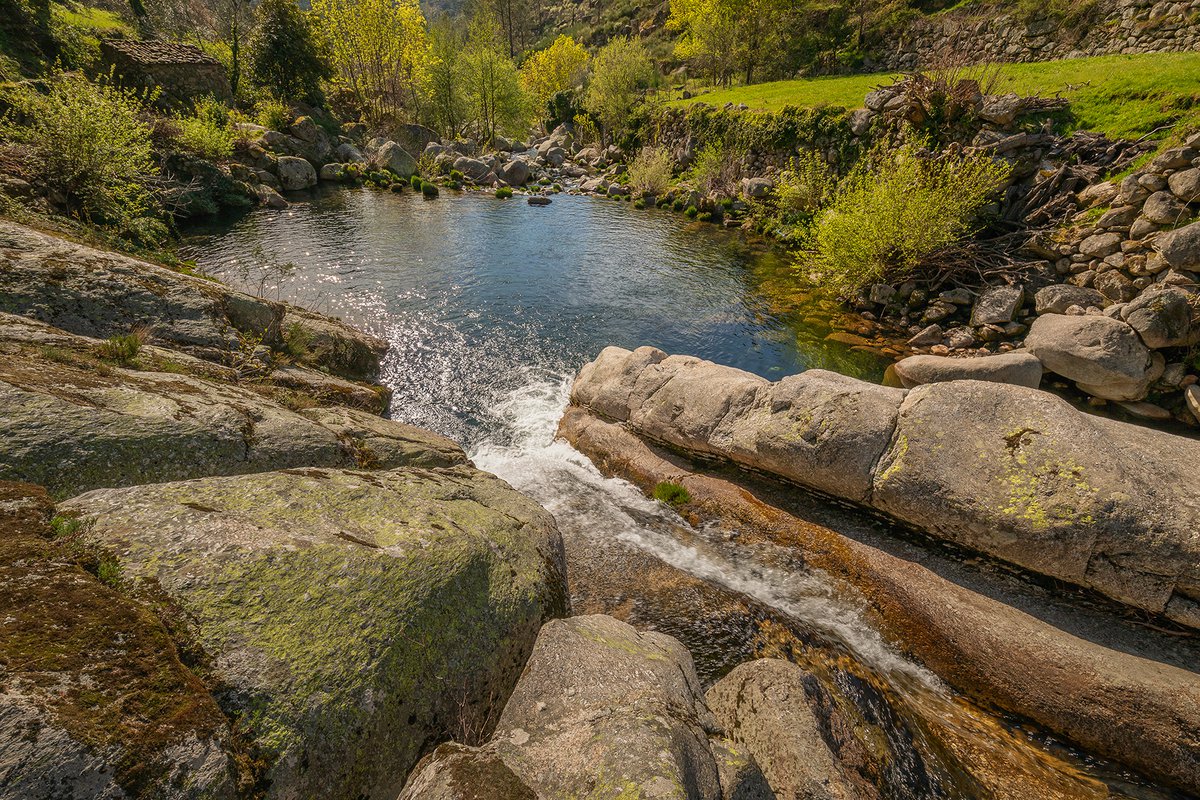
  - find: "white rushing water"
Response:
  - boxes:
[468,369,941,690]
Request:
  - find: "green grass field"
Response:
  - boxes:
[668,52,1200,140]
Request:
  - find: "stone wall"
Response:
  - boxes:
[100,39,231,107]
[879,0,1200,71]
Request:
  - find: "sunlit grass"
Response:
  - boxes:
[668,52,1200,139]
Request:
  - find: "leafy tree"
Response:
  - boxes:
[583,36,654,143]
[1,72,154,223]
[668,0,790,85]
[461,16,529,144]
[521,35,588,113]
[310,0,430,122]
[423,17,471,137]
[248,0,332,104]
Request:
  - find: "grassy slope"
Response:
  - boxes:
[667,52,1200,140]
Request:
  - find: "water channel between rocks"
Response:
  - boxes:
[183,187,1187,799]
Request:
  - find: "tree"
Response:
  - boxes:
[520,34,588,114]
[247,0,332,104]
[668,0,790,86]
[422,17,471,137]
[310,0,430,122]
[461,16,529,145]
[583,36,654,142]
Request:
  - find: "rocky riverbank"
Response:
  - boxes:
[559,345,1200,793]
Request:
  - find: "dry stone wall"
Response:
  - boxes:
[878,0,1200,71]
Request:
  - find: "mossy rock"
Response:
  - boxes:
[62,465,569,800]
[0,481,239,798]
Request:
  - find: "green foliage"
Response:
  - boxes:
[450,169,465,181]
[282,322,313,361]
[804,141,1009,294]
[495,186,513,198]
[174,96,235,159]
[49,514,83,539]
[633,198,646,209]
[584,36,655,141]
[652,481,692,506]
[50,4,132,71]
[627,144,674,196]
[410,174,423,189]
[672,198,685,211]
[697,210,714,221]
[772,150,833,222]
[96,332,145,365]
[461,17,531,144]
[521,34,589,111]
[248,0,333,105]
[1,72,154,224]
[684,205,698,217]
[688,140,741,194]
[254,97,292,130]
[421,181,439,197]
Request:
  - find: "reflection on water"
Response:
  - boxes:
[183,189,1182,799]
[183,187,887,444]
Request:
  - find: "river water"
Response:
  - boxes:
[182,187,1184,799]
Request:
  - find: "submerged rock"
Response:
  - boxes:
[62,465,569,800]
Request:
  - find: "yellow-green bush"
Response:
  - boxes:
[1,72,154,223]
[627,144,674,196]
[803,142,1009,294]
[174,96,235,159]
[773,150,833,222]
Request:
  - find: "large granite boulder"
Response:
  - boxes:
[1024,314,1153,400]
[707,659,868,800]
[276,156,318,191]
[0,316,428,497]
[0,220,386,380]
[0,482,239,799]
[371,141,417,178]
[401,615,724,800]
[570,347,903,503]
[1156,219,1200,269]
[61,466,569,800]
[1033,285,1105,315]
[1120,284,1194,349]
[892,352,1042,389]
[873,380,1200,626]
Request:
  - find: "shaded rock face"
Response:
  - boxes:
[401,615,727,800]
[0,482,238,799]
[61,466,569,800]
[1120,284,1194,349]
[0,316,441,498]
[1024,314,1152,400]
[568,347,1200,628]
[707,660,870,800]
[0,220,386,381]
[372,141,417,178]
[1157,219,1200,269]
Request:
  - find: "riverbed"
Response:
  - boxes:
[182,187,1186,799]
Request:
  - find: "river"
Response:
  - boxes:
[182,187,1185,799]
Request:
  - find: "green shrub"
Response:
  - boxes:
[552,183,562,192]
[774,151,833,222]
[421,181,439,197]
[672,198,685,211]
[96,332,144,365]
[804,142,1009,295]
[495,186,513,198]
[281,321,313,360]
[689,140,740,194]
[684,205,698,218]
[1,72,154,224]
[633,198,646,209]
[719,197,733,209]
[255,97,292,131]
[698,211,714,222]
[627,144,674,196]
[450,169,465,181]
[248,0,333,104]
[49,514,83,539]
[652,481,691,507]
[410,174,423,190]
[174,97,235,159]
